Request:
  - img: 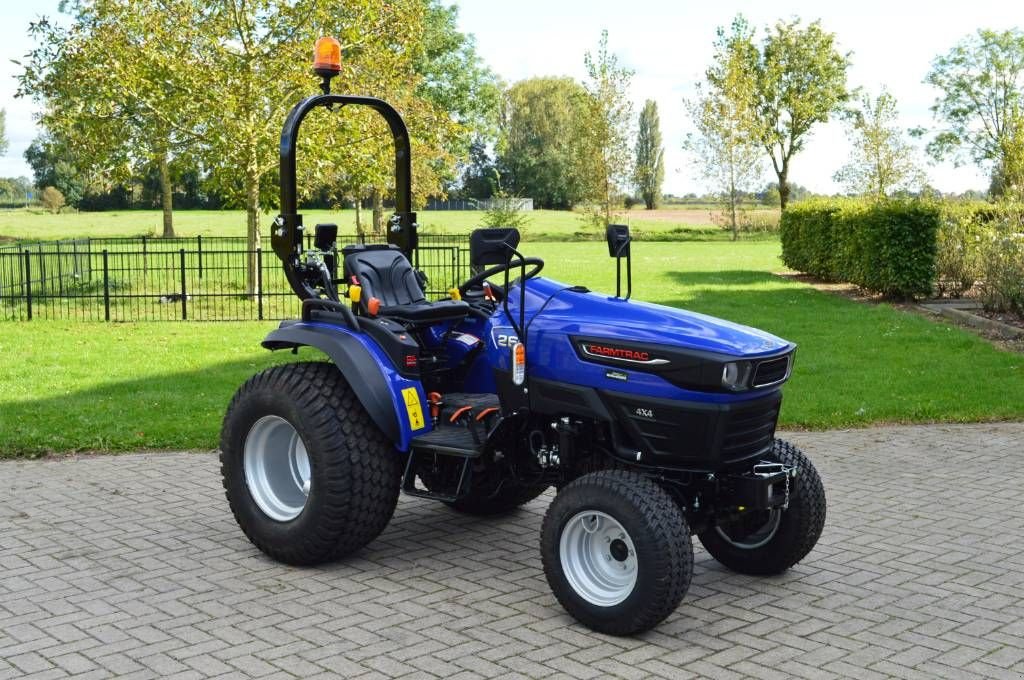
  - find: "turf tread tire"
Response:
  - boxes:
[698,439,825,575]
[220,362,401,566]
[541,470,693,636]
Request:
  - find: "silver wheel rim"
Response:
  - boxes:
[243,415,311,522]
[559,510,637,607]
[715,510,782,549]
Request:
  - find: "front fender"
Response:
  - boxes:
[262,322,430,451]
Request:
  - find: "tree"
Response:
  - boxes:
[686,20,764,239]
[684,93,764,240]
[920,29,1024,200]
[711,16,850,210]
[0,177,32,204]
[24,133,86,207]
[415,1,501,147]
[633,100,665,209]
[834,90,924,197]
[0,109,8,155]
[499,77,596,208]
[458,139,500,199]
[19,1,197,237]
[582,30,634,226]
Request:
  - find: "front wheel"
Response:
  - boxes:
[220,362,402,566]
[698,439,826,575]
[541,471,693,636]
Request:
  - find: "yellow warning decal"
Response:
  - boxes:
[401,387,425,430]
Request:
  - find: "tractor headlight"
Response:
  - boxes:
[721,361,752,391]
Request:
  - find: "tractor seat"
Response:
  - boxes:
[343,245,468,323]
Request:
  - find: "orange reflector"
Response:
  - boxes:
[367,297,380,316]
[313,36,342,74]
[512,341,526,385]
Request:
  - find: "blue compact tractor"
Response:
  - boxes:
[220,40,825,635]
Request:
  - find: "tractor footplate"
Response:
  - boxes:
[722,462,793,511]
[410,427,484,458]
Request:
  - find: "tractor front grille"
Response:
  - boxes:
[720,396,781,460]
[602,389,782,468]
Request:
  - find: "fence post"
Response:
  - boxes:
[23,250,32,321]
[56,241,64,296]
[197,234,203,279]
[179,248,188,320]
[142,235,148,279]
[256,248,264,321]
[102,250,110,322]
[37,244,46,296]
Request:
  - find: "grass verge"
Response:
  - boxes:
[2,240,1021,456]
[0,207,777,241]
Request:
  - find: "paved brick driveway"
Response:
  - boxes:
[1,423,1022,679]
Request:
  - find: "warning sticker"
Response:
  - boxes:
[401,387,425,430]
[454,332,481,348]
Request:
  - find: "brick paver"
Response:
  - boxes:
[1,423,1022,679]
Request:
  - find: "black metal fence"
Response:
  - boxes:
[0,233,470,322]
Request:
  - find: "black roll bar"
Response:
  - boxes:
[271,93,418,300]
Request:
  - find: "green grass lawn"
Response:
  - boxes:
[0,207,777,242]
[2,239,1021,456]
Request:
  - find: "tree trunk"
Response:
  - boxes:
[245,172,261,297]
[730,193,738,242]
[355,197,363,237]
[372,188,383,235]
[777,166,791,211]
[158,151,174,238]
[603,179,612,227]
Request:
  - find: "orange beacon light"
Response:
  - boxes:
[313,36,342,76]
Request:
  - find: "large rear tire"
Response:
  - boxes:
[698,439,826,575]
[541,470,693,636]
[220,362,402,566]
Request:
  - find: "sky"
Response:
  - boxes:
[0,0,1020,195]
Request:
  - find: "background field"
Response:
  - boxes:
[2,238,1022,456]
[0,207,779,242]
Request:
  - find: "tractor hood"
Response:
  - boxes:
[514,277,792,358]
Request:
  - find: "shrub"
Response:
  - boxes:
[780,199,938,299]
[479,191,531,233]
[934,203,985,297]
[977,211,1024,314]
[40,186,65,214]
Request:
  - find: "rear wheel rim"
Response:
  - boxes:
[714,509,782,549]
[243,415,311,522]
[559,510,637,607]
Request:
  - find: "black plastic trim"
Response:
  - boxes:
[529,376,614,421]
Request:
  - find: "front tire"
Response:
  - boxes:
[541,471,693,635]
[220,362,402,566]
[698,439,826,575]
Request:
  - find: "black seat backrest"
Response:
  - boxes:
[343,245,425,307]
[470,227,520,267]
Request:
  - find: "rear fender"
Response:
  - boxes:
[262,322,430,451]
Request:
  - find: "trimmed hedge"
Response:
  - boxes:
[781,199,940,299]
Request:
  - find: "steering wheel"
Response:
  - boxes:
[458,257,545,299]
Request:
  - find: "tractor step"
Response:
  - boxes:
[409,426,483,457]
[401,446,473,502]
